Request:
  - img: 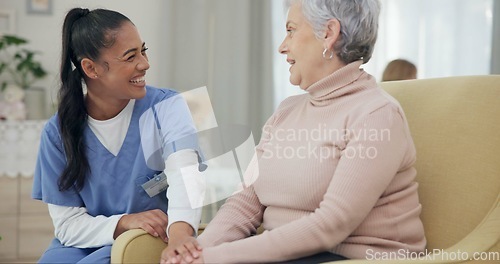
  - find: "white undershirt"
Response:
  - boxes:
[49,100,203,248]
[87,99,135,156]
[48,205,124,248]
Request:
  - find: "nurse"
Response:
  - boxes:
[32,8,203,263]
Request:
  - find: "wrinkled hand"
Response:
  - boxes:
[114,209,169,242]
[161,236,203,264]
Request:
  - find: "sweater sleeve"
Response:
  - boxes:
[197,155,265,247]
[200,104,412,263]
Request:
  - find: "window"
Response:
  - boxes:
[272,0,494,107]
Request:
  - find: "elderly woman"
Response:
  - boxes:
[162,0,426,263]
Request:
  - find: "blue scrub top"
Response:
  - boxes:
[32,86,199,217]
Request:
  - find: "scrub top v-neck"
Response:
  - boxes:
[32,86,200,218]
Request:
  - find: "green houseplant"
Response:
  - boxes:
[0,34,47,91]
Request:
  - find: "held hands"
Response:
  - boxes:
[114,209,169,242]
[160,222,204,264]
[161,236,203,264]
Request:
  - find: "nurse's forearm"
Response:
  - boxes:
[169,221,195,238]
[49,204,123,248]
[165,149,204,236]
[114,215,128,239]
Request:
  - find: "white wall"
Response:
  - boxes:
[492,0,500,74]
[0,0,168,117]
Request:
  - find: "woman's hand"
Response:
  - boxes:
[114,209,169,242]
[161,222,203,264]
[161,236,203,264]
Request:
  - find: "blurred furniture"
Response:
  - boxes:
[0,120,44,177]
[339,75,500,263]
[0,120,53,262]
[111,76,500,264]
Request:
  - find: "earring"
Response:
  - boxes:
[94,75,98,78]
[322,48,334,60]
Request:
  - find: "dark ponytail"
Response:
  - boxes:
[57,8,131,192]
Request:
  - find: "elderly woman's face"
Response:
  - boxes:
[279,2,328,90]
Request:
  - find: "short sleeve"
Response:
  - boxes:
[156,94,200,158]
[32,118,84,207]
[139,93,201,168]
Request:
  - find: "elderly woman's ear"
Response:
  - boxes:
[324,18,341,51]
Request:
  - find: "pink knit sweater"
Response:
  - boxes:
[197,61,426,263]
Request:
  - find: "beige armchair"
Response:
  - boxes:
[111,76,500,263]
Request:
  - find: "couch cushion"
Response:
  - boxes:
[380,75,500,251]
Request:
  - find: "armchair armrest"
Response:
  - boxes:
[325,195,500,264]
[111,224,207,264]
[111,229,167,264]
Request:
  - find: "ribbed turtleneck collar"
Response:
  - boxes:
[304,60,369,103]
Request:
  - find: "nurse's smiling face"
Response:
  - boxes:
[81,22,150,119]
[86,22,149,98]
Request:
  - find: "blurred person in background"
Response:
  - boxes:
[382,59,417,81]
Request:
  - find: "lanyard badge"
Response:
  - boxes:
[141,172,169,198]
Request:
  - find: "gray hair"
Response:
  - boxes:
[284,0,381,64]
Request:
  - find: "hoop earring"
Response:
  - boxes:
[322,48,334,60]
